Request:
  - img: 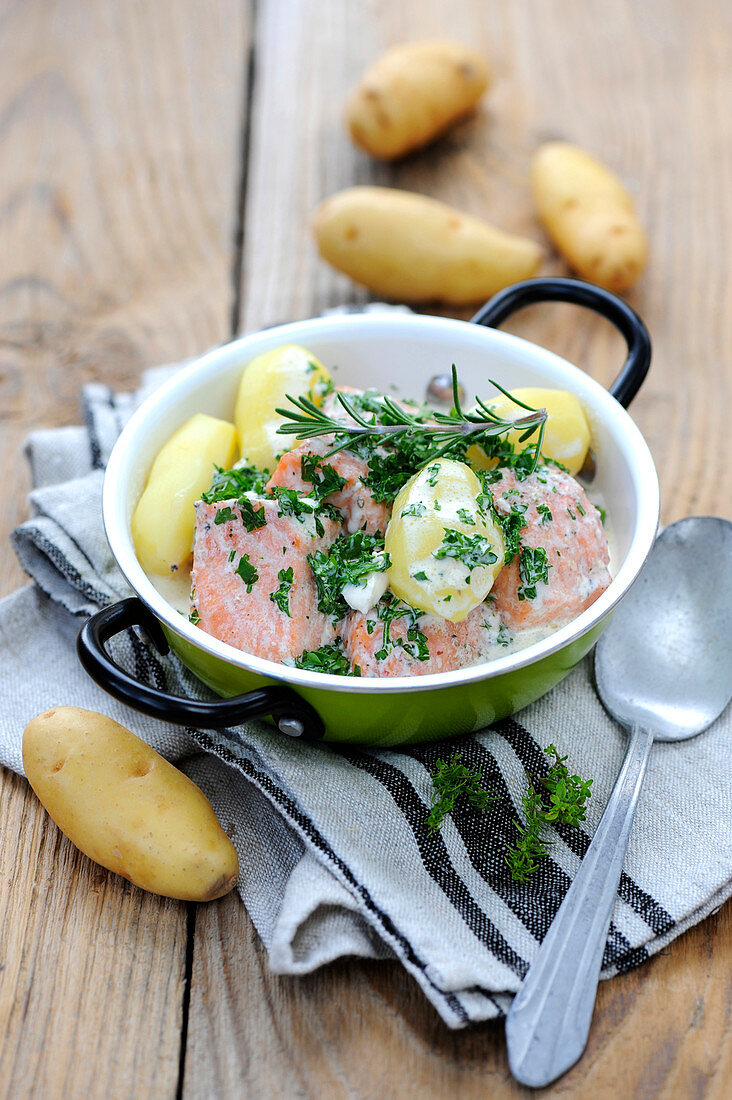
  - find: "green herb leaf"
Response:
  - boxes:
[235,553,259,593]
[269,566,294,616]
[427,753,498,833]
[294,639,361,676]
[517,546,551,601]
[433,529,498,575]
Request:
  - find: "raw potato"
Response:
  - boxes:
[313,187,542,305]
[467,388,591,476]
[23,707,239,901]
[132,413,236,575]
[531,142,648,292]
[345,39,490,160]
[235,344,332,471]
[386,458,505,622]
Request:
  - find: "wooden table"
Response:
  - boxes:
[1,2,730,1096]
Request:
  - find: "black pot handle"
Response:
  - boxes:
[77,597,325,741]
[470,277,651,408]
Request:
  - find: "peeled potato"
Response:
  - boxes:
[467,388,591,476]
[132,413,236,575]
[345,39,490,160]
[385,458,505,623]
[234,344,332,471]
[313,187,542,305]
[23,707,239,901]
[531,142,648,292]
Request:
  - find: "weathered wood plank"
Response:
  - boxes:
[0,1,249,1095]
[186,0,732,1096]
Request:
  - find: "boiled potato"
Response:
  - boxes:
[531,142,648,292]
[313,187,542,305]
[23,707,239,901]
[132,413,236,575]
[386,458,505,623]
[467,388,591,476]
[234,344,332,470]
[345,39,490,160]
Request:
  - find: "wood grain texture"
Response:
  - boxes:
[186,0,732,1096]
[0,1,249,1096]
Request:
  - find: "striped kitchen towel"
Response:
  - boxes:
[2,355,730,1028]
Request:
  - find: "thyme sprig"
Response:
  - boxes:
[276,366,547,472]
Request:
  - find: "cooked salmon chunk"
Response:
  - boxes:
[342,600,502,677]
[488,466,611,631]
[267,437,391,535]
[191,497,341,663]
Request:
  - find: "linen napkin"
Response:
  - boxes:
[2,354,731,1029]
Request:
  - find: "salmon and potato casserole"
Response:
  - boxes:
[132,345,611,678]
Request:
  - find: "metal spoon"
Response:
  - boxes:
[506,516,732,1088]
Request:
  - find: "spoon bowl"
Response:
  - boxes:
[596,516,732,739]
[506,516,732,1088]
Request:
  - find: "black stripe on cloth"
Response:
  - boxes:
[404,738,635,972]
[343,748,529,979]
[495,718,675,937]
[82,391,105,470]
[12,527,112,609]
[188,728,472,1026]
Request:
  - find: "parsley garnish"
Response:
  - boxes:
[426,464,440,487]
[294,640,361,676]
[456,507,476,525]
[235,554,259,593]
[496,623,512,646]
[517,546,550,601]
[433,530,498,577]
[308,532,390,621]
[270,486,342,537]
[215,506,236,525]
[300,453,347,500]
[427,753,498,833]
[374,594,429,662]
[269,567,294,616]
[537,503,553,525]
[412,570,428,582]
[202,463,270,502]
[188,607,200,625]
[505,745,593,883]
[401,502,427,518]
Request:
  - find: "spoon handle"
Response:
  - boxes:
[505,723,654,1088]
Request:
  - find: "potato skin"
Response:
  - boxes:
[132,412,236,576]
[23,707,239,902]
[531,142,648,292]
[313,187,542,305]
[345,39,490,160]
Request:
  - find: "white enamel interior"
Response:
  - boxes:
[103,313,660,694]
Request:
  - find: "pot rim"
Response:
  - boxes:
[103,311,660,695]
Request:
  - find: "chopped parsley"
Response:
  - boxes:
[214,506,236,525]
[496,623,512,646]
[476,473,527,565]
[202,462,270,502]
[235,553,259,593]
[537,503,553,525]
[269,567,294,616]
[374,594,430,662]
[426,464,441,487]
[300,453,347,500]
[294,640,361,676]
[270,486,342,537]
[412,570,428,582]
[433,529,498,578]
[517,546,551,601]
[188,606,200,625]
[401,502,427,518]
[308,532,390,621]
[214,499,266,531]
[456,507,476,526]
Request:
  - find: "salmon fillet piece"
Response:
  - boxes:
[191,497,341,663]
[488,466,611,631]
[267,437,391,535]
[342,601,502,677]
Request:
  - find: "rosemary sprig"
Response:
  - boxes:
[275,366,547,472]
